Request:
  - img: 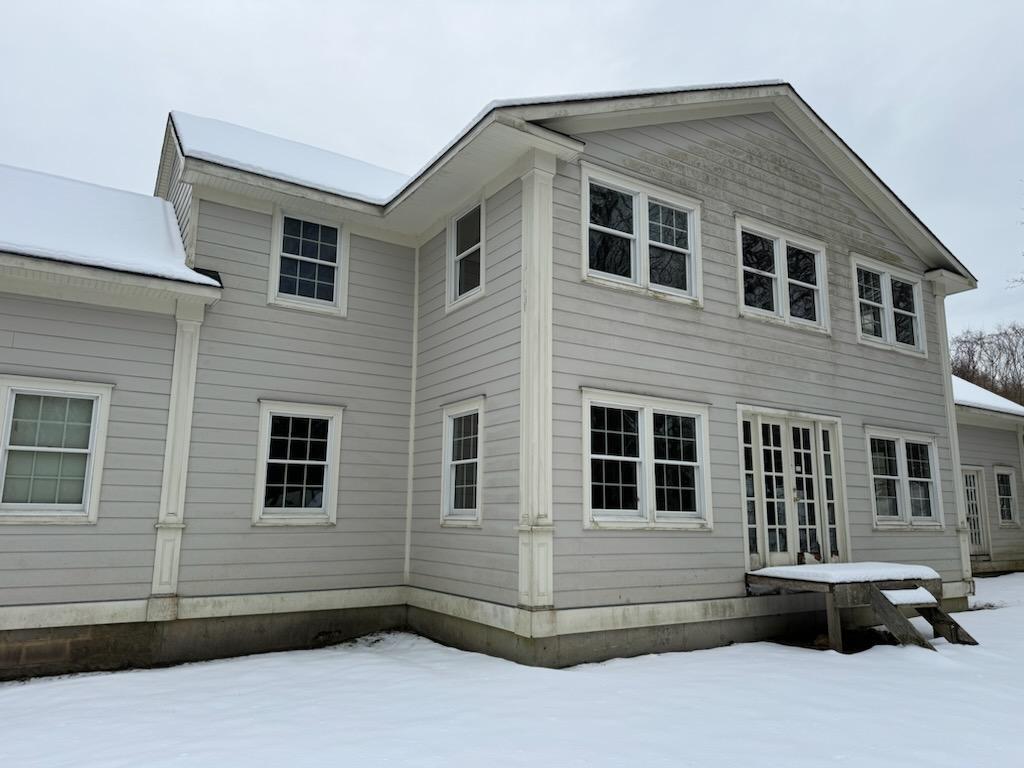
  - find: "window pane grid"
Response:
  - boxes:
[263,414,330,511]
[742,419,758,556]
[870,438,900,518]
[996,473,1015,522]
[445,409,480,516]
[653,412,698,515]
[279,216,338,303]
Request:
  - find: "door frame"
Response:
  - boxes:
[961,464,991,557]
[737,404,854,569]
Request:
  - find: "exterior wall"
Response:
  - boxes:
[176,199,414,596]
[550,112,963,609]
[408,180,522,606]
[958,421,1024,569]
[0,294,175,605]
[165,147,194,262]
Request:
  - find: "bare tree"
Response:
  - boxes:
[951,323,1024,405]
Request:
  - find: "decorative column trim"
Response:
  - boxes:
[150,300,204,599]
[518,150,556,612]
[403,244,420,584]
[930,279,973,584]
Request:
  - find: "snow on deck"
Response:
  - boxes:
[0,574,1019,768]
[0,164,218,286]
[880,586,937,606]
[171,112,410,204]
[952,375,1024,418]
[750,561,941,584]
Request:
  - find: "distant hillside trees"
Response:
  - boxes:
[951,322,1024,405]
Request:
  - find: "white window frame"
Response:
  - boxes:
[582,389,713,530]
[580,163,703,305]
[735,216,830,333]
[252,400,344,526]
[864,427,943,528]
[0,376,112,525]
[445,199,486,313]
[440,397,484,526]
[268,207,350,317]
[994,465,1018,526]
[851,254,927,356]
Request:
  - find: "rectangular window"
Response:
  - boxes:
[0,378,111,524]
[583,390,712,528]
[737,218,827,330]
[853,257,925,353]
[254,401,343,525]
[582,164,702,302]
[866,430,941,526]
[995,468,1017,523]
[446,202,485,310]
[270,212,347,316]
[441,399,483,524]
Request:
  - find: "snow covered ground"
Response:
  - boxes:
[3,575,1023,768]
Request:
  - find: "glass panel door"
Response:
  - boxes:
[963,470,987,556]
[791,423,823,564]
[760,420,790,565]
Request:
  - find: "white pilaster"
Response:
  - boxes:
[150,300,204,598]
[518,150,556,612]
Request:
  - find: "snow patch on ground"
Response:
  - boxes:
[2,575,1022,767]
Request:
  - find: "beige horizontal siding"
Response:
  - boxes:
[959,422,1024,566]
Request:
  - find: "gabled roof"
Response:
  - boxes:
[953,375,1024,419]
[0,164,218,286]
[160,82,975,284]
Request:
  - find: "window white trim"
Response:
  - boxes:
[0,376,112,525]
[582,389,713,530]
[994,465,1018,526]
[252,400,343,526]
[735,215,830,333]
[445,199,486,313]
[440,397,484,526]
[864,427,944,528]
[580,163,703,306]
[850,254,927,357]
[268,207,350,317]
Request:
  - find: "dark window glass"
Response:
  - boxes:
[455,206,481,256]
[264,415,330,510]
[741,232,775,273]
[457,249,481,296]
[860,303,883,338]
[278,216,337,303]
[891,279,915,312]
[894,313,916,346]
[589,230,633,278]
[648,202,688,249]
[589,183,633,234]
[786,246,817,285]
[743,272,775,311]
[857,268,883,303]
[649,246,687,290]
[789,284,817,321]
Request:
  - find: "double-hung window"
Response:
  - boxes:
[441,398,483,525]
[995,467,1018,524]
[737,217,828,330]
[446,202,485,310]
[0,377,111,524]
[270,212,348,316]
[253,401,343,525]
[853,257,925,353]
[583,390,712,528]
[582,164,702,302]
[866,429,941,526]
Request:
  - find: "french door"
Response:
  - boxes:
[962,469,988,556]
[742,414,846,569]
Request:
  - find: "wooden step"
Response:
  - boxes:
[917,606,979,646]
[867,585,935,651]
[880,586,938,608]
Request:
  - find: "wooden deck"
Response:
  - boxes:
[746,569,976,652]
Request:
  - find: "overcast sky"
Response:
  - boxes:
[0,0,1020,333]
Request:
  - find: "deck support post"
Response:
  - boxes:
[824,592,843,652]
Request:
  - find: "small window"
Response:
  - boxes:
[853,258,925,353]
[253,401,343,525]
[0,378,111,524]
[582,165,702,302]
[737,218,827,330]
[270,212,348,316]
[441,399,483,524]
[583,390,712,529]
[995,468,1017,523]
[866,430,940,526]
[446,202,485,310]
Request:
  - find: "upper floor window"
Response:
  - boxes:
[853,256,925,354]
[441,398,483,525]
[582,164,702,303]
[737,217,828,331]
[446,202,485,311]
[995,467,1018,524]
[582,389,712,529]
[866,429,941,526]
[253,401,343,526]
[269,212,348,317]
[0,377,112,524]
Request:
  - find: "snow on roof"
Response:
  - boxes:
[171,111,410,205]
[750,562,941,584]
[952,375,1024,419]
[0,164,218,286]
